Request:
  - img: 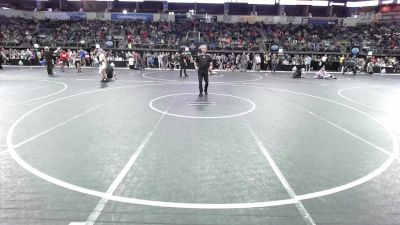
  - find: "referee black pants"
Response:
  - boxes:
[180,64,187,77]
[198,69,209,94]
[47,62,53,75]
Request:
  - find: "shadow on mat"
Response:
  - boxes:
[100,82,108,88]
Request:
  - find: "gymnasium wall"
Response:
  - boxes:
[0,8,375,26]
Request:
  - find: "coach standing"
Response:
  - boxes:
[44,47,54,76]
[179,51,188,77]
[0,49,3,70]
[194,45,213,97]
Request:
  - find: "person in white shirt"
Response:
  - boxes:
[304,55,312,71]
[252,55,257,71]
[282,59,290,65]
[254,54,261,71]
[158,52,163,69]
[321,54,327,69]
[314,66,336,79]
[75,52,82,73]
[26,49,32,62]
[97,49,107,82]
[128,57,135,69]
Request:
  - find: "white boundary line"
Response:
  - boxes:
[338,87,391,112]
[149,93,256,119]
[0,101,109,157]
[261,87,394,158]
[337,86,400,136]
[218,77,316,225]
[5,66,400,76]
[4,82,399,209]
[142,71,167,81]
[83,137,146,225]
[235,83,397,156]
[83,95,177,225]
[16,104,105,149]
[187,102,217,105]
[0,85,49,97]
[244,120,316,225]
[4,79,67,108]
[0,67,33,75]
[143,71,262,83]
[0,78,67,156]
[2,82,180,157]
[218,72,263,83]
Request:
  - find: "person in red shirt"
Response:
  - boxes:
[127,34,133,48]
[60,50,69,72]
[371,56,377,64]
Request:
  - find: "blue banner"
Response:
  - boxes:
[44,12,86,20]
[67,12,87,21]
[308,18,338,25]
[163,1,168,12]
[224,3,229,15]
[111,13,153,21]
[175,15,187,22]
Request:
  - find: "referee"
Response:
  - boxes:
[194,45,213,97]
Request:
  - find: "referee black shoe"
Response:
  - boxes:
[198,93,203,97]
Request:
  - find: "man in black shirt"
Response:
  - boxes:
[343,58,357,75]
[194,45,213,97]
[179,51,188,77]
[0,50,3,70]
[44,47,54,76]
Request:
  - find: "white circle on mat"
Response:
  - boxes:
[149,93,256,119]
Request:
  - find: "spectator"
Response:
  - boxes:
[254,54,261,71]
[271,54,279,73]
[0,49,3,70]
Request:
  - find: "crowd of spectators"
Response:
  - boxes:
[0,16,262,51]
[1,16,399,54]
[2,47,399,73]
[262,23,400,54]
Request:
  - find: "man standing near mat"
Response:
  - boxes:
[179,51,188,77]
[0,48,3,70]
[44,47,54,76]
[194,45,213,97]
